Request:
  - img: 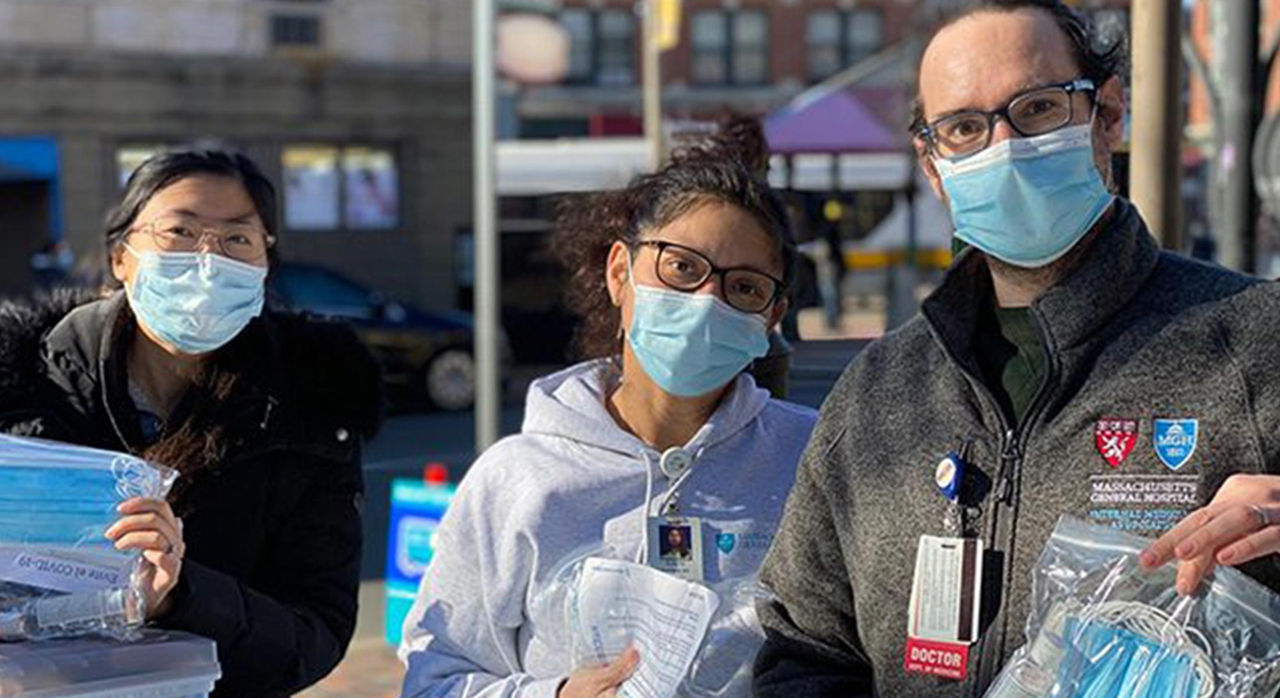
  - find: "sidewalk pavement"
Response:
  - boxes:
[299,582,405,698]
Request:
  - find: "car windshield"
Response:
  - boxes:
[274,266,375,320]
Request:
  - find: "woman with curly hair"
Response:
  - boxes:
[400,121,817,698]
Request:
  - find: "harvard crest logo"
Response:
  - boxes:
[1095,418,1138,468]
[1153,419,1198,470]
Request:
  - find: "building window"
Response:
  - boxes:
[283,145,399,231]
[692,11,729,84]
[692,10,770,86]
[562,9,594,82]
[733,11,769,84]
[806,9,883,82]
[598,10,637,86]
[116,145,168,187]
[271,14,321,48]
[559,9,636,86]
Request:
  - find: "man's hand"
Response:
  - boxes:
[1141,474,1280,595]
[557,647,640,698]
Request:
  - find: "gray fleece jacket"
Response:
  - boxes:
[754,199,1280,697]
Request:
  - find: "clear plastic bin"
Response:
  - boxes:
[0,630,220,697]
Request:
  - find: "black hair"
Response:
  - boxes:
[103,150,279,287]
[552,116,795,360]
[909,0,1127,135]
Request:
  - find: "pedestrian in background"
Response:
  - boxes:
[399,123,816,698]
[0,150,383,696]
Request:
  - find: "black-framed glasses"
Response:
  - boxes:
[918,78,1096,160]
[635,240,784,314]
[130,214,275,264]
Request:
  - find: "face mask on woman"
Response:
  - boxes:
[625,254,770,397]
[123,246,267,355]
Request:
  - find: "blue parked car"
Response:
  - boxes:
[270,263,500,411]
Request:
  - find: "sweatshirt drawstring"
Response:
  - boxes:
[637,452,655,565]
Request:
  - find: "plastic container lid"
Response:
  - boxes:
[0,630,220,697]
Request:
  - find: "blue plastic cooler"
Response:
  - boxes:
[384,465,456,645]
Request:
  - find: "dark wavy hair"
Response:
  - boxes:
[552,117,795,360]
[909,0,1127,135]
[103,150,279,288]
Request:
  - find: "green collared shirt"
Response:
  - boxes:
[975,304,1046,426]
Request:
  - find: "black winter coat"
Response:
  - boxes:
[0,290,383,697]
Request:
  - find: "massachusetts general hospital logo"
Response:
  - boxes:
[1153,419,1198,470]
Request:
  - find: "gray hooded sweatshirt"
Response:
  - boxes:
[755,200,1280,697]
[401,360,816,697]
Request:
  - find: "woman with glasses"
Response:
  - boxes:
[400,121,817,698]
[0,150,382,696]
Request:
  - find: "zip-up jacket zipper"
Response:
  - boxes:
[968,306,1058,694]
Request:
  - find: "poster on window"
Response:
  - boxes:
[344,147,399,229]
[284,145,340,230]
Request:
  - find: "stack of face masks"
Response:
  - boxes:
[0,435,177,641]
[984,517,1280,698]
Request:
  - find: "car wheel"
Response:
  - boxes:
[425,348,476,411]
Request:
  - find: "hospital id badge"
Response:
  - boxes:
[647,516,704,582]
[903,536,983,681]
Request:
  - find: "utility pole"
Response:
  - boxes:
[1130,0,1183,251]
[643,0,664,169]
[474,0,501,451]
[1214,0,1260,272]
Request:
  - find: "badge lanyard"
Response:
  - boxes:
[935,440,972,537]
[905,439,983,682]
[638,446,707,582]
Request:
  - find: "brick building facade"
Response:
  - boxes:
[0,0,472,311]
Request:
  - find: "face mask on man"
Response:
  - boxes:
[123,246,267,355]
[625,253,770,397]
[934,121,1114,268]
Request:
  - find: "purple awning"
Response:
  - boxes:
[765,86,902,155]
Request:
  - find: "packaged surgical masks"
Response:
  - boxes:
[0,434,177,641]
[530,545,773,698]
[984,517,1280,698]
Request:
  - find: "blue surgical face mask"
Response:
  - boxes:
[625,256,770,397]
[934,122,1114,269]
[1058,617,1205,698]
[0,435,175,552]
[124,246,267,355]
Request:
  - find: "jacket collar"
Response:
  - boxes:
[921,198,1160,371]
[42,291,285,454]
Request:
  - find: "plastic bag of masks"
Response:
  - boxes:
[531,544,773,698]
[985,516,1280,698]
[0,434,176,642]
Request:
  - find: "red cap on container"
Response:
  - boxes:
[424,462,450,485]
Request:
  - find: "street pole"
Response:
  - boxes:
[1130,0,1182,251]
[1214,0,1260,272]
[643,0,664,170]
[474,0,501,451]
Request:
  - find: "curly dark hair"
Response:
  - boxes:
[553,117,795,361]
[909,0,1127,136]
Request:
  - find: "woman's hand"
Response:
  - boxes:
[104,497,185,619]
[557,647,640,698]
[1141,474,1280,594]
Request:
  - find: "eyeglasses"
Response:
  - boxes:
[918,78,1096,160]
[635,240,784,314]
[129,214,274,264]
